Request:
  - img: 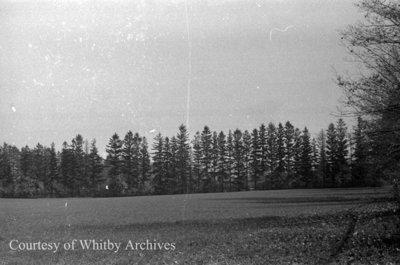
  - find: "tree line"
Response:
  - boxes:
[0,118,379,197]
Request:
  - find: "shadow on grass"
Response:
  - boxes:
[203,197,365,204]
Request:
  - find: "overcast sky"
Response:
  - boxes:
[0,0,362,153]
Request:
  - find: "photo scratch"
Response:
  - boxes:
[269,25,294,41]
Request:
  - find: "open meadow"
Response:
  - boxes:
[0,187,399,265]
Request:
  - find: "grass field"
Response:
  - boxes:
[0,187,399,265]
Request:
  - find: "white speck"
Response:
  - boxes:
[65,202,68,207]
[105,185,109,190]
[28,43,33,48]
[149,129,156,133]
[11,105,16,112]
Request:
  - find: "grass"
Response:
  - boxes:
[0,187,399,264]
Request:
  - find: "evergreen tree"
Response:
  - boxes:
[284,121,295,178]
[192,132,202,192]
[276,123,285,173]
[292,128,302,187]
[20,146,33,180]
[176,124,191,194]
[299,127,312,187]
[71,135,85,195]
[211,131,219,192]
[163,137,175,194]
[60,141,73,194]
[317,129,328,187]
[232,129,244,191]
[122,131,136,190]
[275,123,286,188]
[217,131,227,192]
[152,133,165,194]
[47,143,59,196]
[88,139,104,194]
[226,130,234,192]
[258,124,267,188]
[0,144,14,196]
[242,130,252,191]
[106,133,123,195]
[200,126,212,192]
[33,143,47,193]
[170,136,179,193]
[250,128,260,190]
[266,122,278,188]
[311,138,319,187]
[336,118,350,185]
[352,117,368,185]
[326,123,338,187]
[139,136,151,193]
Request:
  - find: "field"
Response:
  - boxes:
[0,187,399,265]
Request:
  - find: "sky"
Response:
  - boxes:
[0,0,362,154]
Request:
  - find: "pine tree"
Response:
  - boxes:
[250,128,260,190]
[276,123,285,173]
[326,123,338,187]
[336,118,349,186]
[139,136,150,193]
[176,124,191,194]
[82,139,90,193]
[284,121,295,178]
[292,128,302,187]
[122,131,135,190]
[275,123,286,188]
[317,129,328,187]
[47,143,59,196]
[266,122,278,188]
[170,136,179,193]
[0,144,14,196]
[217,131,227,192]
[258,124,267,189]
[152,133,165,194]
[88,139,103,194]
[211,131,219,192]
[106,133,123,195]
[242,130,252,191]
[299,127,312,187]
[232,129,244,191]
[20,146,33,181]
[352,117,368,185]
[132,133,142,189]
[192,131,202,192]
[311,138,319,187]
[60,141,73,194]
[163,137,175,194]
[32,143,46,194]
[200,126,212,192]
[71,135,85,196]
[226,130,234,192]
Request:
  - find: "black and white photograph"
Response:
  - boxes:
[0,0,399,264]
